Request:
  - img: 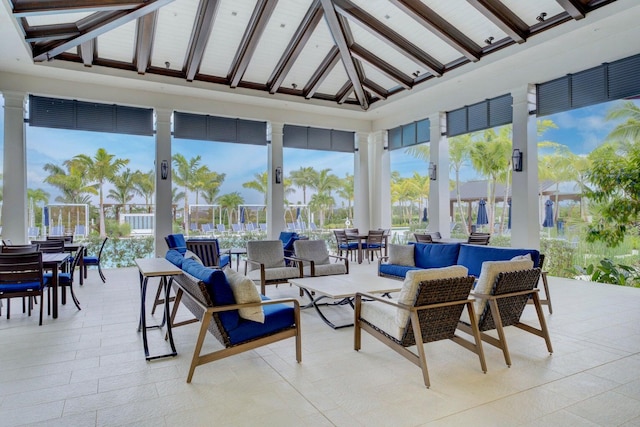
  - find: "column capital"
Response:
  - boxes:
[2,91,27,108]
[154,107,173,122]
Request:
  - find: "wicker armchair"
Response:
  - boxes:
[354,268,487,388]
[458,266,553,367]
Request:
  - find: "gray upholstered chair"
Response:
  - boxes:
[293,239,348,277]
[245,240,303,295]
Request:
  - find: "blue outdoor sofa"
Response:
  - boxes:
[378,242,541,280]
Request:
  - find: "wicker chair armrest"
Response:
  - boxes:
[470,288,539,300]
[208,297,300,313]
[355,292,409,309]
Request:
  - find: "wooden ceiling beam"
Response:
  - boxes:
[184,0,220,81]
[227,0,278,88]
[336,81,353,104]
[350,43,413,89]
[134,11,158,74]
[320,0,368,109]
[303,46,339,99]
[268,0,322,94]
[31,0,174,62]
[79,39,95,66]
[466,0,529,43]
[362,78,388,100]
[12,0,144,17]
[388,0,481,61]
[333,0,443,76]
[24,23,80,43]
[556,0,587,20]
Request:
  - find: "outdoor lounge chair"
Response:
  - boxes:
[354,267,487,388]
[185,239,231,270]
[457,259,552,367]
[467,232,491,245]
[245,240,303,295]
[292,239,348,277]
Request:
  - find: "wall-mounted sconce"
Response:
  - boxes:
[160,160,169,180]
[428,162,437,181]
[275,166,282,184]
[512,149,523,172]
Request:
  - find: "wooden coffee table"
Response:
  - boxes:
[289,274,401,329]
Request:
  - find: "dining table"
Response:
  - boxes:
[42,252,71,319]
[345,232,389,264]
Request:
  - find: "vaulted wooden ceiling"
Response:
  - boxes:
[9,0,618,110]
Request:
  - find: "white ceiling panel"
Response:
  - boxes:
[502,0,565,26]
[316,60,349,96]
[98,20,136,63]
[282,22,336,91]
[151,0,199,70]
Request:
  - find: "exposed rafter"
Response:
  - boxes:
[227,0,278,88]
[11,0,145,17]
[336,81,353,104]
[303,45,340,99]
[388,0,481,61]
[30,0,174,62]
[24,24,80,43]
[350,43,413,90]
[333,0,443,76]
[467,0,529,43]
[268,0,322,94]
[362,78,388,100]
[184,0,220,81]
[556,0,587,20]
[134,11,158,74]
[320,0,368,109]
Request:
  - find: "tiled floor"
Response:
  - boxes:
[2,261,640,426]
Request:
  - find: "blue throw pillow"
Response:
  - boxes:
[413,243,461,269]
[165,249,184,267]
[166,234,187,254]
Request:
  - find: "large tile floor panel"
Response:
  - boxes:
[1,264,640,426]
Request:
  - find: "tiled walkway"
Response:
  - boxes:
[1,262,640,426]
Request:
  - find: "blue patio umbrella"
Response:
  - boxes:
[421,207,428,222]
[542,200,554,228]
[507,198,512,230]
[239,206,246,224]
[476,199,489,226]
[43,206,49,226]
[295,206,301,220]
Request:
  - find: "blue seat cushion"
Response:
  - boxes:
[166,234,187,254]
[182,259,239,330]
[227,298,295,345]
[379,264,421,279]
[413,243,461,269]
[339,243,359,250]
[219,254,231,268]
[43,272,72,285]
[0,282,42,292]
[456,244,540,277]
[165,249,184,268]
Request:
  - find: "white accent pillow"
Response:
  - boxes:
[224,269,264,323]
[510,253,532,262]
[395,265,468,327]
[472,258,534,322]
[184,249,203,264]
[388,244,415,267]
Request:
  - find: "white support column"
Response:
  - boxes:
[353,132,370,231]
[369,130,387,229]
[2,91,28,244]
[429,113,451,237]
[511,85,540,249]
[154,108,173,257]
[267,122,285,239]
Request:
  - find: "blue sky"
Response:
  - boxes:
[0,97,635,206]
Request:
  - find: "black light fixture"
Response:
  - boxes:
[536,12,547,22]
[512,149,523,172]
[160,160,169,180]
[428,162,437,180]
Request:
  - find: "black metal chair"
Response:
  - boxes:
[0,252,46,325]
[83,237,108,282]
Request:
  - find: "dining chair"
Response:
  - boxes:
[45,249,82,311]
[83,237,108,283]
[414,233,433,243]
[0,252,46,325]
[363,230,384,263]
[31,239,65,253]
[333,229,357,261]
[0,244,41,316]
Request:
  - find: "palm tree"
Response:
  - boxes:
[217,192,245,228]
[243,171,269,205]
[43,162,98,204]
[172,154,202,230]
[289,167,318,204]
[309,192,334,227]
[108,168,136,222]
[27,188,50,227]
[336,173,354,220]
[71,148,129,236]
[449,134,473,232]
[133,169,154,213]
[605,100,640,141]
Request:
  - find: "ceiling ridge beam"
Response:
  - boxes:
[227,0,279,88]
[134,11,158,74]
[556,0,586,20]
[332,0,443,76]
[184,0,221,81]
[31,0,174,62]
[320,0,368,109]
[12,0,144,17]
[303,45,340,99]
[388,0,481,61]
[467,0,529,43]
[267,0,323,94]
[350,43,413,89]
